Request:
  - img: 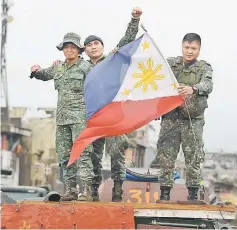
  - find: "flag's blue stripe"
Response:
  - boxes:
[84,35,144,120]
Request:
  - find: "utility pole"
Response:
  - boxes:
[1,0,13,124]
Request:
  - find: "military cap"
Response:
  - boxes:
[56,32,85,52]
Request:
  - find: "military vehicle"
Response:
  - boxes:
[1,167,236,229]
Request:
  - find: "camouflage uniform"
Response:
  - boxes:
[91,134,129,202]
[156,56,213,200]
[88,17,140,201]
[31,33,94,201]
[105,135,129,201]
[91,137,105,194]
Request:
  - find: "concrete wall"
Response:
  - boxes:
[9,107,59,187]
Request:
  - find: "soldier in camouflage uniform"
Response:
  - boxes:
[30,33,94,201]
[83,7,142,202]
[156,33,213,201]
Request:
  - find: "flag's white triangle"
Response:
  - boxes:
[113,33,179,102]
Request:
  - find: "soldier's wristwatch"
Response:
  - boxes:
[192,86,198,94]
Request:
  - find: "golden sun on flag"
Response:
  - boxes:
[132,58,165,93]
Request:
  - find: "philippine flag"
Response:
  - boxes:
[68,33,184,166]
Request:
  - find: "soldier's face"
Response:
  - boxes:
[182,41,200,63]
[85,40,104,59]
[63,43,79,59]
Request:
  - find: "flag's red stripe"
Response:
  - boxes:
[68,96,183,166]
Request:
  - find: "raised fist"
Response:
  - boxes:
[132,7,143,18]
[31,65,41,72]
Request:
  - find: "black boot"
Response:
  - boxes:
[112,180,123,202]
[60,184,78,201]
[159,186,171,201]
[91,184,100,201]
[187,187,199,201]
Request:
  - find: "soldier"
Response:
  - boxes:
[51,7,142,202]
[83,7,142,202]
[156,33,213,201]
[30,32,94,201]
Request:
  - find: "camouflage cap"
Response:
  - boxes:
[56,32,85,52]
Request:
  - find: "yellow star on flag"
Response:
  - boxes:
[121,88,131,96]
[142,41,150,51]
[171,83,178,90]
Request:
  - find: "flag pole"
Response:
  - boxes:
[140,22,148,33]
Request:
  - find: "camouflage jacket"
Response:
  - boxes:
[32,17,140,125]
[88,17,140,66]
[116,17,140,49]
[167,56,213,96]
[164,56,213,120]
[32,58,91,125]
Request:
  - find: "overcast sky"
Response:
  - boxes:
[2,0,237,152]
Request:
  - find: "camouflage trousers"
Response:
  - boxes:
[56,124,94,187]
[156,118,205,187]
[92,134,129,185]
[107,135,129,182]
[92,138,105,186]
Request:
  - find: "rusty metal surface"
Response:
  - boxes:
[99,180,210,203]
[1,202,135,229]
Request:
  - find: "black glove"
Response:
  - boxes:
[29,72,36,79]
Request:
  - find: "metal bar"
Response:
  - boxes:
[134,209,236,220]
[151,220,204,229]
